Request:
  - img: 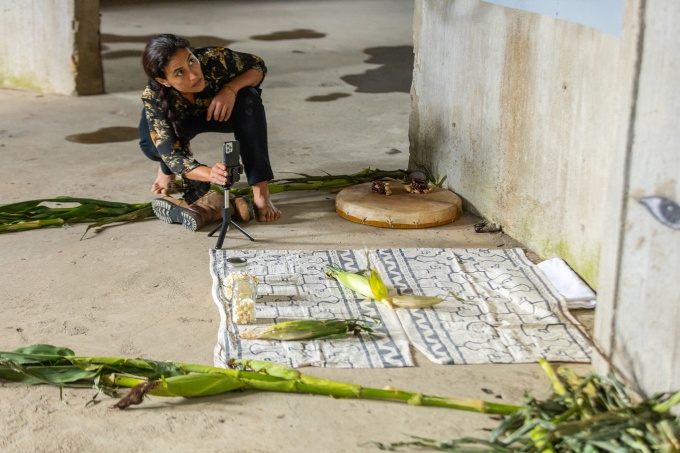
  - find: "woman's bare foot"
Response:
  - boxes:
[151,168,179,195]
[252,181,281,222]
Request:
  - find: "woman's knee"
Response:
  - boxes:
[233,87,264,116]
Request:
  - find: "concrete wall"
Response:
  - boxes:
[594,0,680,394]
[410,0,623,288]
[411,0,680,394]
[0,0,103,95]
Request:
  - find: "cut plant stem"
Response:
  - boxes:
[0,197,154,236]
[213,167,412,197]
[0,344,522,414]
[1,168,411,235]
[0,218,65,232]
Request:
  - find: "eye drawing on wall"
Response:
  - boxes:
[638,196,680,230]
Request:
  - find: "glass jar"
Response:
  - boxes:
[223,257,258,325]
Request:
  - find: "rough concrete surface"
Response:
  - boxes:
[0,1,592,451]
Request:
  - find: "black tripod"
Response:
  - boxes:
[208,141,256,248]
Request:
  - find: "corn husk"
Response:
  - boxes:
[239,318,377,341]
[368,268,389,301]
[390,294,444,309]
[326,265,374,299]
[324,257,445,309]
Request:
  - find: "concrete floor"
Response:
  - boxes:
[0,1,592,451]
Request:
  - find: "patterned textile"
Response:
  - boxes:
[210,248,592,369]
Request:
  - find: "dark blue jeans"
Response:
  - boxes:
[139,87,274,203]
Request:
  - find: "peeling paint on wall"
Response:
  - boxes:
[483,0,624,36]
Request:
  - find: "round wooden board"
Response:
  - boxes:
[335,182,462,229]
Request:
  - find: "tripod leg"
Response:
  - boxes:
[208,222,223,236]
[229,221,256,242]
[209,189,232,238]
[213,208,230,249]
[210,185,256,248]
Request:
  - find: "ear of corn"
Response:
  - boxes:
[158,373,246,397]
[325,262,444,309]
[239,319,376,341]
[234,360,302,381]
[325,265,374,299]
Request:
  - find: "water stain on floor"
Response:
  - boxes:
[250,29,326,41]
[306,93,351,102]
[341,46,414,93]
[66,127,139,144]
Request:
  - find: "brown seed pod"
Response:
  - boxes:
[404,178,432,194]
[371,180,392,195]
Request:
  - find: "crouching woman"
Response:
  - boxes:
[139,33,281,230]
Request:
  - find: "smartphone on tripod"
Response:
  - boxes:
[209,140,255,247]
[223,140,243,184]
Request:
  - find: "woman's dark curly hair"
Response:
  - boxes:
[142,34,191,145]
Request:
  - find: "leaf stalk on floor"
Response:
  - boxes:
[0,344,522,415]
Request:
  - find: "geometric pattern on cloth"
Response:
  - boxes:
[384,248,592,364]
[210,248,592,369]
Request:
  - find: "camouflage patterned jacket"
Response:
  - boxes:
[141,47,267,176]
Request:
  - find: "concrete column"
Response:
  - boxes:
[409,0,623,288]
[410,0,679,395]
[594,0,680,394]
[73,0,104,95]
[0,0,103,95]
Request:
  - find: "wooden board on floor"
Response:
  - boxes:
[335,182,462,229]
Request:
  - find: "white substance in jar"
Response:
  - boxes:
[222,257,259,325]
[232,297,256,325]
[222,271,258,301]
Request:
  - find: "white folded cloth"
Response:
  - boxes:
[537,258,597,309]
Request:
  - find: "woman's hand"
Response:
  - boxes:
[206,70,263,122]
[209,162,230,185]
[207,85,237,122]
[184,163,232,185]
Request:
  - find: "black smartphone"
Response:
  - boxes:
[223,140,242,185]
[223,140,241,168]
